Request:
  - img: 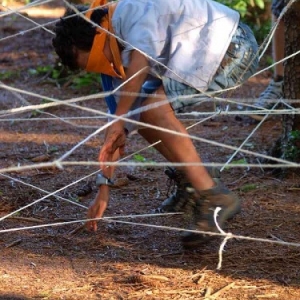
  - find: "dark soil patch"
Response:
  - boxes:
[1,2,300,299]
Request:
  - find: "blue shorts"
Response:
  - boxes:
[162,22,259,113]
[272,0,285,18]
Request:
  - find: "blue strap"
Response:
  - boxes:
[142,79,161,94]
[101,74,117,114]
[101,74,161,114]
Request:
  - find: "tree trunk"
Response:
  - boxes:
[284,0,300,107]
[274,0,300,166]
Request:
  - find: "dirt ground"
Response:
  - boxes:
[1,1,300,300]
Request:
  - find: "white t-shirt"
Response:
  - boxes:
[112,0,240,91]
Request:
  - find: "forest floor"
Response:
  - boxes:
[1,1,300,299]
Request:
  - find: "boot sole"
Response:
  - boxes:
[181,197,241,249]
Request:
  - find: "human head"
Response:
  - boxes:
[52,5,107,70]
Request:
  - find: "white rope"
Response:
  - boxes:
[1,0,300,273]
[1,215,300,250]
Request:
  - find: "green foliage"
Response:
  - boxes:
[285,130,300,161]
[219,0,272,43]
[28,63,101,93]
[133,154,155,165]
[221,0,267,17]
[28,65,52,75]
[133,154,146,162]
[220,0,269,17]
[30,110,41,117]
[47,146,59,154]
[71,72,101,89]
[28,65,61,79]
[0,70,19,81]
[239,183,258,192]
[251,19,272,45]
[265,54,274,66]
[289,130,300,140]
[225,157,248,169]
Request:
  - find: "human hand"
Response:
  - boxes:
[99,121,126,167]
[86,188,109,232]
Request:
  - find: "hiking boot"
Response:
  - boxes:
[157,167,221,213]
[181,180,241,249]
[249,79,283,121]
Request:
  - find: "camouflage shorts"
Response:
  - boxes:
[162,22,259,113]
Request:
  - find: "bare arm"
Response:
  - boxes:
[98,50,149,164]
[115,49,149,117]
[86,147,120,232]
[87,50,149,230]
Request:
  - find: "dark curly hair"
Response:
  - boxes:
[52,5,107,70]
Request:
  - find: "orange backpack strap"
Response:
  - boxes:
[85,0,126,79]
[85,0,107,19]
[108,3,126,79]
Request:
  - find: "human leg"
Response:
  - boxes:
[140,86,241,247]
[251,16,284,119]
[138,126,221,213]
[158,167,222,213]
[271,0,285,78]
[140,86,214,191]
[152,21,257,214]
[181,180,241,248]
[251,0,285,119]
[272,15,284,79]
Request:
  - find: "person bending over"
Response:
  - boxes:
[52,0,258,248]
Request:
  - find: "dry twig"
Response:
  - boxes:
[207,282,235,299]
[5,238,22,248]
[8,216,44,223]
